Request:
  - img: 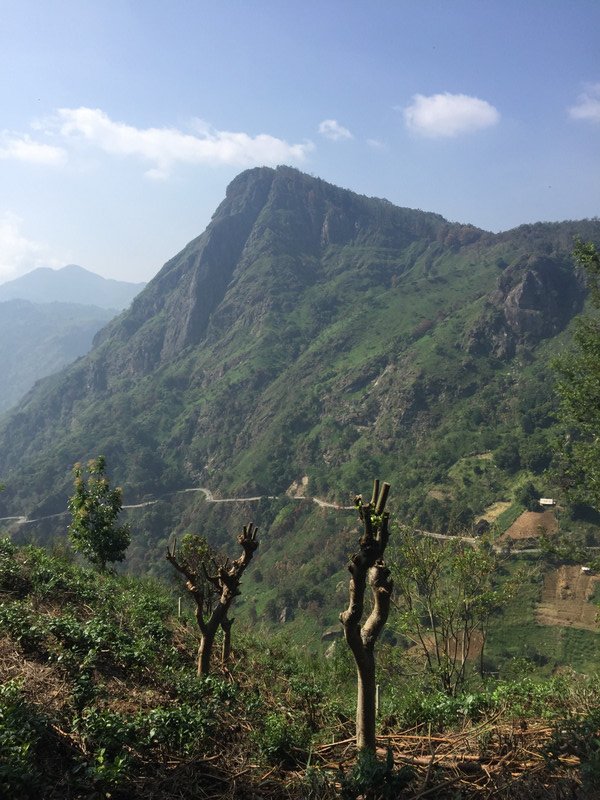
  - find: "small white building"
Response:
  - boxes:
[539,498,556,507]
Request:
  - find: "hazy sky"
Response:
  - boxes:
[1,1,598,283]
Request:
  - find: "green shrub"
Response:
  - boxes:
[288,674,330,731]
[76,708,135,757]
[0,538,31,597]
[339,749,413,800]
[382,676,574,731]
[385,684,490,730]
[489,676,571,719]
[137,704,212,754]
[258,711,311,767]
[75,748,131,790]
[0,602,46,653]
[0,681,44,797]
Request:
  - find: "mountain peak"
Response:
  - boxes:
[0,169,598,523]
[0,265,146,309]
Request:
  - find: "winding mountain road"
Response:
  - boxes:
[0,488,519,553]
[0,485,355,528]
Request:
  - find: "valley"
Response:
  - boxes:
[0,266,146,413]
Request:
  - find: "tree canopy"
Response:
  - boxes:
[67,455,131,571]
[554,241,600,509]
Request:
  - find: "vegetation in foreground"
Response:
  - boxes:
[1,537,599,799]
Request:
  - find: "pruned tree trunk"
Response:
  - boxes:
[221,615,233,665]
[195,597,228,676]
[198,634,213,676]
[340,480,393,752]
[167,523,258,676]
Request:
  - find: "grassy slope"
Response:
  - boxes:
[1,538,599,799]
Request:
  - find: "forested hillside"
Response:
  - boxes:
[0,266,146,412]
[0,167,598,532]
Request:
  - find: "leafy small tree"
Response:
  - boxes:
[516,481,541,512]
[167,523,258,676]
[391,530,520,696]
[67,456,131,571]
[554,240,600,509]
[340,480,393,752]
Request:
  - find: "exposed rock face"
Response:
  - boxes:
[94,167,276,377]
[467,255,586,357]
[90,166,449,383]
[321,625,343,641]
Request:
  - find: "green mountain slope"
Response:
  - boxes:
[0,300,116,413]
[0,167,598,535]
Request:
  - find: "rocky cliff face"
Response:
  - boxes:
[94,167,276,377]
[467,254,587,358]
[88,167,450,384]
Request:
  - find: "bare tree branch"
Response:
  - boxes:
[167,524,259,675]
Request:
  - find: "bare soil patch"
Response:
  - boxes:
[427,488,448,501]
[405,630,484,666]
[499,509,558,542]
[536,565,600,631]
[286,475,309,498]
[0,636,72,715]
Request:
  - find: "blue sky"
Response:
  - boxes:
[1,0,598,283]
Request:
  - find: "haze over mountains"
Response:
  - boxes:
[0,166,598,548]
[0,265,146,413]
[0,264,145,308]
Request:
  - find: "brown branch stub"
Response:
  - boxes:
[237,523,259,560]
[375,481,390,515]
[370,479,380,507]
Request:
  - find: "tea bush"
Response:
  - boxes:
[258,711,312,767]
[0,681,45,797]
[339,749,413,800]
[545,704,600,791]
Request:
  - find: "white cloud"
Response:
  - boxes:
[569,83,600,123]
[318,119,353,141]
[0,133,67,166]
[403,92,500,138]
[49,107,313,178]
[0,213,58,281]
[367,138,387,150]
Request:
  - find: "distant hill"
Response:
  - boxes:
[0,264,145,309]
[0,299,116,413]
